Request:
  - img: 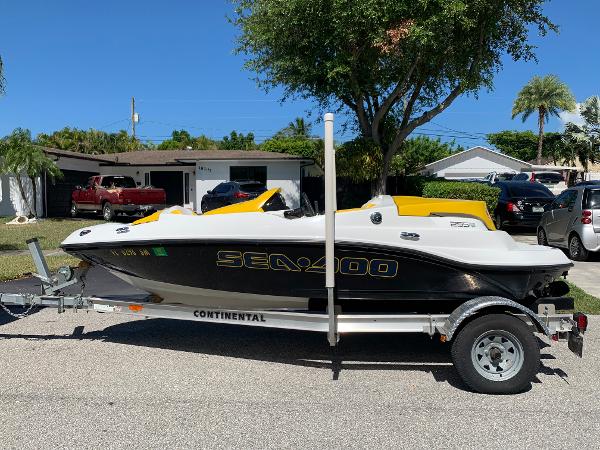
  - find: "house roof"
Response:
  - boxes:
[423,146,532,169]
[43,148,308,166]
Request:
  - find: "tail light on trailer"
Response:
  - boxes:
[234,192,250,199]
[573,312,588,332]
[506,202,521,212]
[581,210,592,224]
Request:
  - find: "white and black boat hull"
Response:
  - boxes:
[62,239,571,313]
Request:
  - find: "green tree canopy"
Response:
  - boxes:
[336,135,460,182]
[233,0,557,194]
[261,136,323,165]
[563,96,600,170]
[274,117,312,139]
[511,75,576,164]
[157,129,219,150]
[0,128,63,217]
[220,131,257,150]
[36,127,145,154]
[488,130,572,164]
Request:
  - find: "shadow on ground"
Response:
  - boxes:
[0,317,569,392]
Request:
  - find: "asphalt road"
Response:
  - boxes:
[0,271,598,448]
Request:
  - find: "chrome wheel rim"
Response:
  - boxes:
[70,204,76,216]
[103,206,111,220]
[569,237,580,258]
[471,330,524,381]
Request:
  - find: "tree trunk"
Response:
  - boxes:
[30,175,38,218]
[14,173,32,217]
[536,107,545,165]
[373,147,394,196]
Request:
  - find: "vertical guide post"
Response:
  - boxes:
[26,238,51,290]
[131,96,136,139]
[324,113,338,346]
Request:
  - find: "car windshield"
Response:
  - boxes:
[239,183,266,193]
[101,176,136,188]
[534,173,563,184]
[507,184,554,198]
[585,189,600,209]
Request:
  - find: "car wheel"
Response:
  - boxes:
[70,202,78,218]
[201,202,208,213]
[102,202,115,221]
[451,314,540,395]
[568,234,589,261]
[494,213,503,230]
[537,228,548,246]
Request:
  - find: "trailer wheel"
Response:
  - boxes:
[451,314,540,394]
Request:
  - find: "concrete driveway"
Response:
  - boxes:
[0,305,598,449]
[511,231,600,298]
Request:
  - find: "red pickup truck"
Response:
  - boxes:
[71,175,166,221]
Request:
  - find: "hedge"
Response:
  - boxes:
[422,181,501,213]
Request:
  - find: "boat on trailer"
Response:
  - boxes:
[0,113,587,395]
[61,190,573,313]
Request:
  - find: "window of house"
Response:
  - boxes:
[230,166,267,185]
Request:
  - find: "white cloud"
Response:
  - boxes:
[559,103,585,128]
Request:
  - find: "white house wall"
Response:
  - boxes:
[424,148,529,179]
[195,160,302,210]
[0,174,43,217]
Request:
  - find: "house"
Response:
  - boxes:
[0,148,312,217]
[421,146,576,179]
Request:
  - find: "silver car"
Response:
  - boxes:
[537,186,600,261]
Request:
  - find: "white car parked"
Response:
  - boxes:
[512,171,567,195]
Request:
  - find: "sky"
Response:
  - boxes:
[0,1,599,148]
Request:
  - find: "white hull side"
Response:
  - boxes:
[110,270,309,311]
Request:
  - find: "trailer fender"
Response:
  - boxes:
[442,296,550,341]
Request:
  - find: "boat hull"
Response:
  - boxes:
[63,240,571,313]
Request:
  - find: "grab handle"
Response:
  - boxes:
[400,232,420,240]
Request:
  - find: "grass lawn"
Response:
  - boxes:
[0,254,82,282]
[0,217,103,251]
[567,281,600,315]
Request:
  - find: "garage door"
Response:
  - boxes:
[45,169,98,217]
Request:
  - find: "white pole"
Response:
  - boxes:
[324,112,338,346]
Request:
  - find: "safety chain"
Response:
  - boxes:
[0,293,39,319]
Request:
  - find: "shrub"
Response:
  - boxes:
[422,181,501,213]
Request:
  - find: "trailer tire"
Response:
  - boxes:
[451,314,540,394]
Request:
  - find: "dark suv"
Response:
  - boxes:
[492,181,555,229]
[201,180,267,213]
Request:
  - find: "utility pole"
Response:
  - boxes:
[131,96,136,139]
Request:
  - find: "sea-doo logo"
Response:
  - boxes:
[216,250,398,278]
[193,309,266,322]
[116,227,130,234]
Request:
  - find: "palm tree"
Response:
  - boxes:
[563,96,600,170]
[0,129,63,217]
[275,117,312,139]
[0,55,5,95]
[512,75,576,165]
